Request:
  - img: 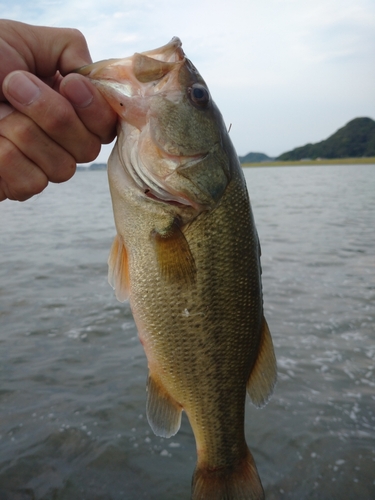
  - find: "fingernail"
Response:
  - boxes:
[5,72,41,105]
[62,77,94,108]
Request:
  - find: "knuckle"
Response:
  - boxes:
[31,175,48,196]
[11,118,37,144]
[99,121,117,145]
[0,136,19,166]
[52,157,77,184]
[15,175,48,201]
[76,139,101,163]
[43,100,74,132]
[0,138,48,201]
[66,28,87,47]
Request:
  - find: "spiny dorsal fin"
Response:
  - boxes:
[247,316,277,408]
[146,373,182,438]
[107,234,130,302]
[150,222,196,285]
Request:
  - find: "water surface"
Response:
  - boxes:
[1,165,374,499]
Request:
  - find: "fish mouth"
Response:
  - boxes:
[76,37,185,97]
[77,38,216,212]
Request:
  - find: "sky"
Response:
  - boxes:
[2,0,375,162]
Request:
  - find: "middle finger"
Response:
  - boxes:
[3,71,101,163]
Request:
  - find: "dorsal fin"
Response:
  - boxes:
[247,316,277,408]
[107,234,130,302]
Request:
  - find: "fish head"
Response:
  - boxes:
[77,38,232,219]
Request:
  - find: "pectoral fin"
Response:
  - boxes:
[151,222,196,285]
[247,316,277,408]
[146,373,182,438]
[108,234,130,302]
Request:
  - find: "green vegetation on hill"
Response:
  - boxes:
[238,152,273,163]
[277,117,375,161]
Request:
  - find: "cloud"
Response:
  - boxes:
[1,0,374,158]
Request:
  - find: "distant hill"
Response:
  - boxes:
[239,152,273,163]
[89,163,107,170]
[77,163,107,171]
[277,117,375,161]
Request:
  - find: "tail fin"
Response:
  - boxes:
[191,449,264,500]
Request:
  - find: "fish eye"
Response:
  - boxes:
[188,83,210,108]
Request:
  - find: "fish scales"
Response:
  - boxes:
[132,168,260,455]
[77,37,276,500]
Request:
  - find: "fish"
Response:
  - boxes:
[77,37,277,500]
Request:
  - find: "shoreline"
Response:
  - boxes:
[241,157,375,167]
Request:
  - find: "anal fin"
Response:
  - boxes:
[146,373,182,438]
[107,234,130,302]
[247,316,277,408]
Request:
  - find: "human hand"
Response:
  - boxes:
[0,20,117,202]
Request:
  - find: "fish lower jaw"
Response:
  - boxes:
[143,187,192,208]
[142,185,206,216]
[140,153,211,211]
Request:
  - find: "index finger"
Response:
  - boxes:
[0,20,92,100]
[60,73,117,145]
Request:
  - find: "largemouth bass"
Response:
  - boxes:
[78,38,277,500]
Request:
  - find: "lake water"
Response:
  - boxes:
[1,164,374,500]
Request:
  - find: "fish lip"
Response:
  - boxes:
[74,37,185,90]
[138,36,184,62]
